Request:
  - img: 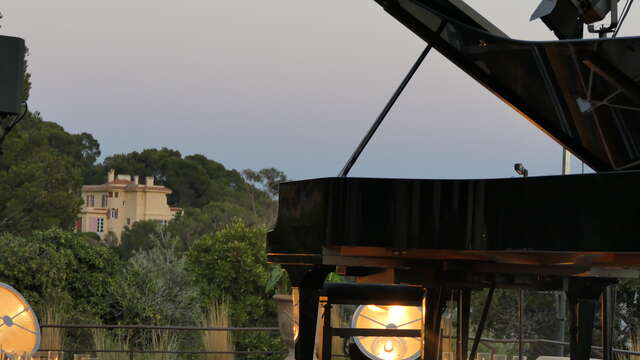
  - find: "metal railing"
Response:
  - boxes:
[473,337,640,360]
[37,323,286,359]
[34,324,640,359]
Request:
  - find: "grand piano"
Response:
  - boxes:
[267,1,640,360]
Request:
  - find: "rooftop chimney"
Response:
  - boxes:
[133,175,139,184]
[107,169,116,183]
[145,176,154,186]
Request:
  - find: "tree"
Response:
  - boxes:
[110,244,200,326]
[615,280,640,351]
[470,289,558,359]
[168,201,256,253]
[187,219,284,359]
[0,111,94,234]
[258,168,288,199]
[0,154,83,234]
[118,220,163,260]
[0,229,119,322]
[93,149,282,226]
[242,167,288,226]
[242,169,263,218]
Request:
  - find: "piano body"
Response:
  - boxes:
[267,1,640,360]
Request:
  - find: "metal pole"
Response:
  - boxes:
[559,148,570,357]
[602,286,614,360]
[519,290,524,360]
[457,290,471,360]
[469,286,495,360]
[338,43,434,177]
[322,303,332,360]
[556,292,567,356]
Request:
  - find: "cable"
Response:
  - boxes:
[0,103,28,153]
[614,0,634,38]
[7,102,28,130]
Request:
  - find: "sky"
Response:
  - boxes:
[2,1,639,180]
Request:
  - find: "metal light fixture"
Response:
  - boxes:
[530,0,620,39]
[351,305,422,360]
[0,283,41,357]
[514,163,528,177]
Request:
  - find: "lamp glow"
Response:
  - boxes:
[351,305,422,360]
[0,282,40,357]
[384,340,394,352]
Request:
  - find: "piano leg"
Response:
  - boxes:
[423,286,446,360]
[457,290,471,360]
[566,279,616,360]
[601,285,615,360]
[284,266,332,360]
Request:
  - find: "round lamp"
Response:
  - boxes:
[351,305,422,360]
[0,283,41,356]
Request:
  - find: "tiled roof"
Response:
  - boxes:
[81,183,172,194]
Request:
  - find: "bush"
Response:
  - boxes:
[187,219,285,359]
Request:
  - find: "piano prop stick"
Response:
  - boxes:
[268,1,640,360]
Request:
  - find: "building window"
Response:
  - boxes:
[101,194,108,208]
[115,192,119,198]
[86,195,95,207]
[127,218,131,225]
[111,208,118,219]
[97,218,104,233]
[108,192,113,198]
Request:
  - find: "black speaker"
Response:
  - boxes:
[0,35,26,116]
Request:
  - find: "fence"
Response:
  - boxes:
[475,338,640,360]
[36,324,287,360]
[23,324,640,360]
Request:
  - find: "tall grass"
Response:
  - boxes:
[331,306,345,359]
[39,304,65,360]
[149,329,178,360]
[0,352,31,360]
[630,331,640,360]
[91,328,129,360]
[202,298,234,360]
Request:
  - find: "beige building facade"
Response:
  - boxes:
[77,169,181,241]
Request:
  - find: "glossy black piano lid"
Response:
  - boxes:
[267,173,640,256]
[375,0,640,172]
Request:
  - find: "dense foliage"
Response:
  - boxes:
[188,219,284,358]
[0,111,99,234]
[0,228,118,322]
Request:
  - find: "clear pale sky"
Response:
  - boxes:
[2,1,639,180]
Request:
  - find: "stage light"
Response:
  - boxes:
[351,305,422,360]
[0,283,41,357]
[531,0,620,39]
[578,0,621,24]
[530,0,583,39]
